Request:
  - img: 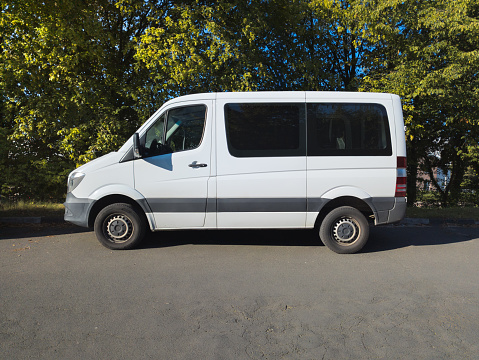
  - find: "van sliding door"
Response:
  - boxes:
[216,96,307,228]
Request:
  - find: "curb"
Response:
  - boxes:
[399,218,479,226]
[400,218,429,225]
[0,216,65,224]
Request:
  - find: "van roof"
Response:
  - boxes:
[162,91,396,107]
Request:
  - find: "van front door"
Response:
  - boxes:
[134,101,212,229]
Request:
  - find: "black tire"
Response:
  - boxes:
[94,203,146,250]
[319,206,369,254]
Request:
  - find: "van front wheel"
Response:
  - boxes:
[94,203,146,250]
[319,206,369,254]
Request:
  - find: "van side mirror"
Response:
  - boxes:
[133,133,143,159]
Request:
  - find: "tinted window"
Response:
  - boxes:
[307,103,392,156]
[225,103,305,157]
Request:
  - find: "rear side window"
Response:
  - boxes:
[224,103,306,157]
[307,103,392,156]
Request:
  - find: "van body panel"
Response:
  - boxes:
[307,168,396,203]
[64,91,407,250]
[134,100,213,228]
[305,91,393,101]
[65,163,135,227]
[204,177,217,228]
[391,95,407,157]
[218,91,305,101]
[305,94,399,227]
[63,193,93,227]
[214,212,306,229]
[88,184,146,202]
[73,151,125,176]
[215,96,307,228]
[71,153,134,201]
[388,197,407,223]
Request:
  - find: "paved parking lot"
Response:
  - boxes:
[1,223,479,359]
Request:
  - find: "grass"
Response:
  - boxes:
[0,201,64,217]
[406,206,479,220]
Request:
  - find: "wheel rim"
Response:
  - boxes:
[332,217,360,245]
[105,214,133,243]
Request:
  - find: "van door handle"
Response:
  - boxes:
[188,162,207,168]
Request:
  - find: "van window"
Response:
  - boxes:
[144,113,165,157]
[165,105,206,153]
[143,105,206,157]
[224,103,306,157]
[307,103,392,156]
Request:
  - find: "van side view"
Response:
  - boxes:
[64,92,407,254]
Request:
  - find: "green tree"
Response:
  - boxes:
[0,0,168,200]
[135,1,265,97]
[135,0,372,94]
[360,0,479,206]
[3,0,479,206]
[461,145,479,204]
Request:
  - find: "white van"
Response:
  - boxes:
[64,92,407,253]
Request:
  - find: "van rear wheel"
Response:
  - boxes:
[319,206,369,254]
[94,203,146,250]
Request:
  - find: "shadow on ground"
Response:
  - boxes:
[141,229,320,249]
[364,225,479,253]
[0,222,90,240]
[140,225,479,253]
[1,222,478,253]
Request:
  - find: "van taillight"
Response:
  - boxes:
[395,156,407,197]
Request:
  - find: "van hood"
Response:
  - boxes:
[74,151,124,174]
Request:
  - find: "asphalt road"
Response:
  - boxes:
[1,223,479,360]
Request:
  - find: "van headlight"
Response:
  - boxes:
[67,172,85,193]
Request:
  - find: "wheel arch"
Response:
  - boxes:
[88,194,151,228]
[314,196,375,229]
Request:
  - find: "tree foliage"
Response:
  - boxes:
[1,0,168,199]
[1,0,478,204]
[360,0,479,205]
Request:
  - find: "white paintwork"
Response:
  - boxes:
[89,184,147,202]
[133,100,213,228]
[392,95,407,157]
[68,91,406,232]
[215,94,307,228]
[204,177,217,228]
[217,213,306,229]
[303,93,401,227]
[72,152,134,200]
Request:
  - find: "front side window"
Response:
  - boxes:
[307,103,392,156]
[224,103,306,157]
[143,105,206,157]
[144,114,165,158]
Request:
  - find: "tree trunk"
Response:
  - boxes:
[406,141,418,206]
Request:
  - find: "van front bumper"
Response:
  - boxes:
[64,193,94,228]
